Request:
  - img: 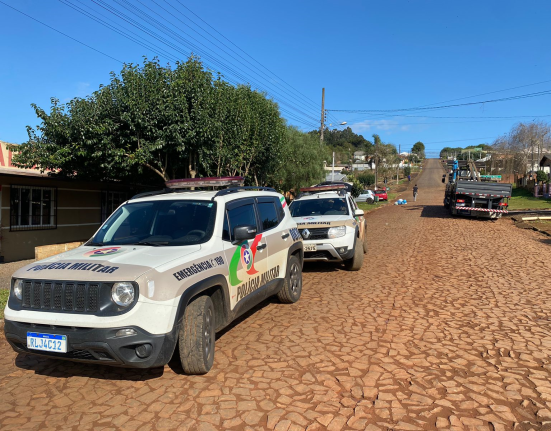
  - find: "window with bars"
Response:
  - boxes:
[101,191,128,223]
[10,185,57,231]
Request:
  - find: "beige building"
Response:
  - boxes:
[0,141,139,262]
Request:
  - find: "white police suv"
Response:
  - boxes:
[4,177,303,374]
[289,184,367,270]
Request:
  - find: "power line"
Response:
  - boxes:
[327,89,551,114]
[170,0,324,114]
[0,0,123,64]
[91,0,320,124]
[417,79,551,108]
[422,136,497,145]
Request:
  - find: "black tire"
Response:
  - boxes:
[345,238,364,271]
[366,197,374,204]
[178,295,215,375]
[277,254,302,304]
[362,224,368,254]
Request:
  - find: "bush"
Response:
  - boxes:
[536,170,548,183]
[403,166,411,177]
[357,172,375,187]
[347,176,363,198]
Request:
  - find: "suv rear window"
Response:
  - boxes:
[290,198,349,216]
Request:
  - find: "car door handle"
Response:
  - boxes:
[281,233,290,239]
[257,243,267,250]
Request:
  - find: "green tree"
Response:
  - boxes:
[11,58,286,186]
[279,126,325,194]
[536,170,548,183]
[412,141,426,159]
[357,172,375,187]
[346,176,363,198]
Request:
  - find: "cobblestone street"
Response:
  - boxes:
[2,159,551,431]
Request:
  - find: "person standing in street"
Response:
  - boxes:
[413,184,419,201]
[407,174,411,182]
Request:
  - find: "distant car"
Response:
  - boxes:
[355,190,376,204]
[374,189,388,201]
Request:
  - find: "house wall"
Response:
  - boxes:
[0,175,134,262]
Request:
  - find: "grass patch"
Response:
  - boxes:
[0,289,9,319]
[357,193,398,213]
[508,187,551,210]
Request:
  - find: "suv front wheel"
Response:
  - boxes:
[178,295,215,374]
[345,238,364,271]
[277,254,302,303]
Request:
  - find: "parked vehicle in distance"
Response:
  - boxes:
[374,189,388,201]
[3,177,303,374]
[290,184,367,271]
[355,189,376,204]
[443,160,512,219]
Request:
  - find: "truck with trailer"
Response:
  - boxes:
[442,160,512,219]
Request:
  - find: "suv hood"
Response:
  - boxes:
[12,245,202,282]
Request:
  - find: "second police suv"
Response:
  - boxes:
[289,183,368,270]
[3,177,303,374]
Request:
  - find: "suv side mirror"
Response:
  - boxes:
[232,225,257,244]
[354,209,364,217]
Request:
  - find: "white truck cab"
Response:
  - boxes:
[4,177,303,374]
[289,184,367,270]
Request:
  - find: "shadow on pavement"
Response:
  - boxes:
[14,353,165,381]
[302,261,344,273]
[403,205,451,219]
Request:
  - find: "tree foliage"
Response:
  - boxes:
[412,141,425,159]
[309,127,373,165]
[11,58,287,186]
[346,176,363,198]
[357,172,375,187]
[279,126,325,194]
[492,121,551,175]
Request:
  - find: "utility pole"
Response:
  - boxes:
[320,88,325,146]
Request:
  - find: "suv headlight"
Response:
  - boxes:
[13,279,23,300]
[328,225,346,239]
[111,282,135,307]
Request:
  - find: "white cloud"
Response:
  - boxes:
[349,119,411,133]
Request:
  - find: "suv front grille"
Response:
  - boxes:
[299,227,330,240]
[21,280,101,313]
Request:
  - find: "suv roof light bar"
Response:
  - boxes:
[166,176,245,189]
[296,184,348,199]
[300,184,347,193]
[212,186,277,200]
[131,176,246,200]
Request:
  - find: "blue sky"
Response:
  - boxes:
[1,0,550,156]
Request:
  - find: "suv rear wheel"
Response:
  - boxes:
[178,295,215,374]
[277,254,302,303]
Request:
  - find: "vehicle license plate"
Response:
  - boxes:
[27,332,67,353]
[304,244,317,252]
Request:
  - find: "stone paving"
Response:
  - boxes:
[2,159,551,430]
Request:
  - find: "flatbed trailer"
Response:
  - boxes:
[442,160,512,219]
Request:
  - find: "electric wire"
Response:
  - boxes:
[327,89,551,114]
[93,0,320,124]
[170,0,329,116]
[0,0,123,64]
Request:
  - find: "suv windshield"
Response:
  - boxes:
[88,200,216,246]
[290,198,349,217]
